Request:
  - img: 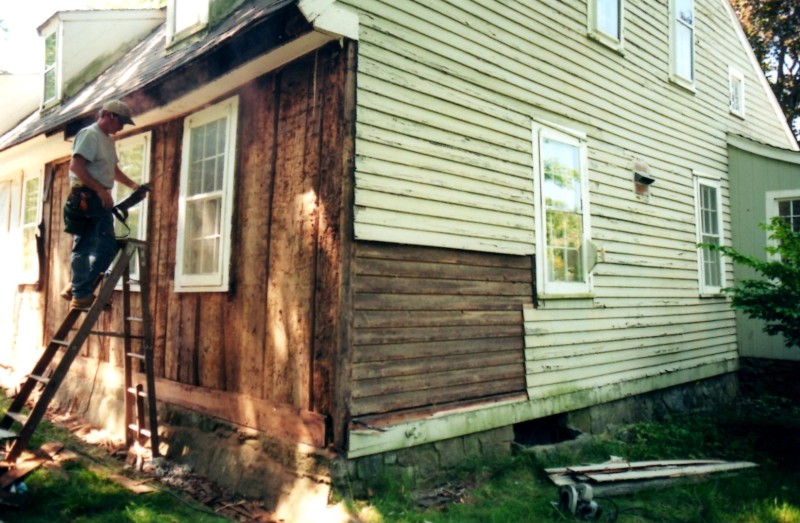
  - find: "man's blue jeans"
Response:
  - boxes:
[70,211,117,299]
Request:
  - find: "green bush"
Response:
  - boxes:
[707,217,800,349]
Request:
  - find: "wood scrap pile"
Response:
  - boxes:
[546,457,758,496]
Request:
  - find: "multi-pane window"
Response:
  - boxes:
[777,198,800,232]
[729,67,745,117]
[590,0,623,43]
[175,96,239,292]
[43,32,58,103]
[695,177,724,294]
[534,124,591,296]
[113,133,151,283]
[21,174,41,281]
[671,0,695,85]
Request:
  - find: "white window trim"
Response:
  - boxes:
[41,27,62,108]
[765,189,800,260]
[729,66,745,118]
[166,0,209,46]
[669,0,695,90]
[694,174,725,295]
[20,171,42,284]
[532,121,593,297]
[588,0,625,52]
[174,96,239,293]
[113,132,152,289]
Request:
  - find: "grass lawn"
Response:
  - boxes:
[1,365,799,522]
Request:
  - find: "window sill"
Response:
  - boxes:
[537,293,595,301]
[587,31,625,55]
[669,74,696,94]
[699,292,726,299]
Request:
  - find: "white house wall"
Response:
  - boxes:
[338,0,795,441]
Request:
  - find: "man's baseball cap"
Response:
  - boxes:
[102,100,135,126]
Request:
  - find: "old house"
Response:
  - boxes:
[1,0,798,502]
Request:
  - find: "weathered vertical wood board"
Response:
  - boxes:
[312,45,348,415]
[225,74,275,397]
[263,52,333,408]
[350,242,532,417]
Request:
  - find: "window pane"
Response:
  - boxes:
[184,197,221,275]
[175,0,204,33]
[597,0,620,39]
[44,34,56,67]
[23,178,39,225]
[675,23,693,80]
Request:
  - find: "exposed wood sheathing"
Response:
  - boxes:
[37,43,349,446]
[350,242,532,417]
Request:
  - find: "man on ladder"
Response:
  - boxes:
[62,99,150,309]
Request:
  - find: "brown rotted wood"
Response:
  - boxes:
[265,55,321,408]
[226,74,275,398]
[312,42,348,419]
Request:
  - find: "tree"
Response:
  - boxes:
[708,217,800,349]
[731,0,800,142]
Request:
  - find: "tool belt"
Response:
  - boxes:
[63,186,104,235]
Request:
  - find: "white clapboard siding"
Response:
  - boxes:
[338,0,794,439]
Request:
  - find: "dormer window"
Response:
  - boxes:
[168,0,209,45]
[43,30,59,105]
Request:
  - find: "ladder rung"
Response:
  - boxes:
[0,428,18,439]
[126,317,143,323]
[4,412,28,425]
[126,352,146,360]
[126,387,148,397]
[50,339,71,347]
[27,374,50,385]
[127,424,152,437]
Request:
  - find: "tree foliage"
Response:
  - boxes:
[709,217,800,349]
[731,0,800,141]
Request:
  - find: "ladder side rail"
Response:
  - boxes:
[0,310,83,430]
[122,255,135,450]
[5,244,136,463]
[137,242,160,456]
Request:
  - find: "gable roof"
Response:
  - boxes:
[0,0,297,153]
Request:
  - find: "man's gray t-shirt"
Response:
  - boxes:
[69,123,117,189]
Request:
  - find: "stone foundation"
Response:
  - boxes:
[339,372,739,492]
[46,370,738,502]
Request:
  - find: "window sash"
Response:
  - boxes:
[113,133,151,284]
[729,68,745,116]
[43,32,57,102]
[696,180,724,293]
[534,126,591,296]
[175,96,238,292]
[21,175,41,280]
[777,198,800,232]
[671,0,695,83]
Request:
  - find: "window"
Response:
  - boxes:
[766,190,800,260]
[695,176,725,294]
[729,67,745,117]
[43,31,58,104]
[589,0,623,47]
[670,0,695,86]
[533,123,592,296]
[168,0,209,44]
[113,132,152,284]
[175,96,239,292]
[20,174,41,282]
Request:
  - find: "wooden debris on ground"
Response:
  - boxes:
[411,482,469,508]
[546,457,758,496]
[0,442,65,489]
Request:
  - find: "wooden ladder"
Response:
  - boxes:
[0,239,159,465]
